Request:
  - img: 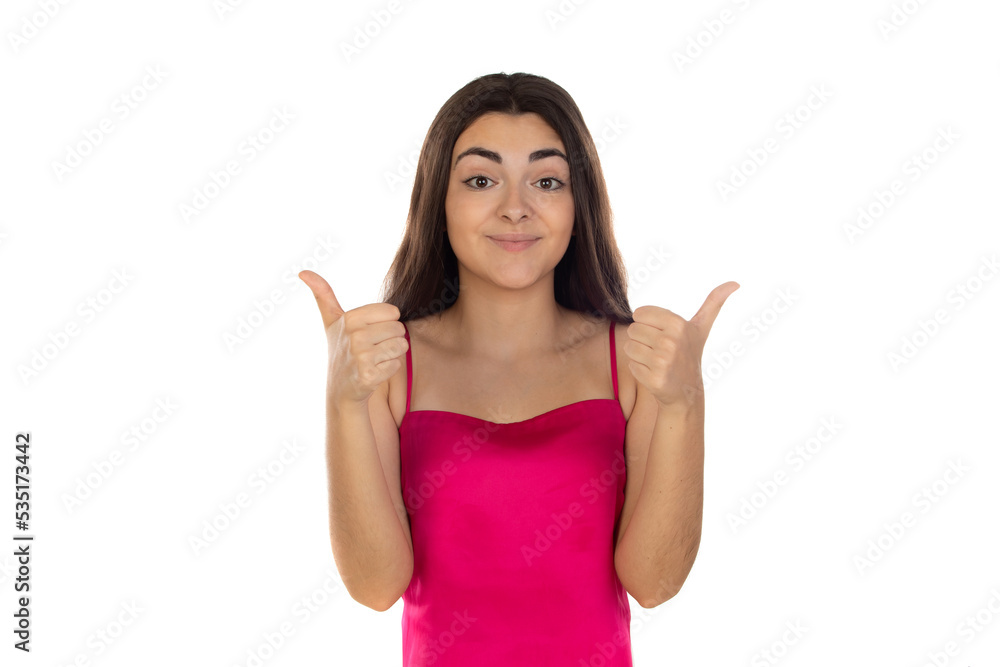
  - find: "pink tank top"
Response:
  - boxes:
[398,319,632,666]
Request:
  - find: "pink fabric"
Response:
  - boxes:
[398,320,632,666]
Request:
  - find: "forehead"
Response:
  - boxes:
[452,112,565,156]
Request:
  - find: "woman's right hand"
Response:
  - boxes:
[298,270,408,406]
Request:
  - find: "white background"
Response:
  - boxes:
[2,0,999,665]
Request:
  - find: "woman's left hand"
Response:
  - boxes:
[624,281,741,407]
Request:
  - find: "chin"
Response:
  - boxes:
[489,269,549,289]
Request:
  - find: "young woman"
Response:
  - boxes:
[300,72,738,666]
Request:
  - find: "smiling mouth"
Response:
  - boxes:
[487,236,540,252]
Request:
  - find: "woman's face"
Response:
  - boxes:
[445,112,575,291]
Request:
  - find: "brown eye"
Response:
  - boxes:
[535,177,566,191]
[462,175,495,189]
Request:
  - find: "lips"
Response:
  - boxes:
[488,235,540,252]
[488,234,540,242]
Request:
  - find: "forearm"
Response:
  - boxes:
[327,396,412,610]
[615,398,705,608]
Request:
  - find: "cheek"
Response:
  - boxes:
[444,194,477,246]
[546,195,575,226]
[445,185,480,218]
[444,187,465,229]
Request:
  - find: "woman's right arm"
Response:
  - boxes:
[327,378,413,612]
[299,269,413,612]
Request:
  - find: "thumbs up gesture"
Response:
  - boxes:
[298,270,409,406]
[624,281,740,407]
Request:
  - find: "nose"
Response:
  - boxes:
[497,182,532,223]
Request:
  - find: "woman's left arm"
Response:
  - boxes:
[613,282,739,609]
[614,393,705,609]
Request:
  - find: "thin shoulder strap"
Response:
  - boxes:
[609,319,619,402]
[402,322,412,415]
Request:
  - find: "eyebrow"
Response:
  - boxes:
[452,146,568,170]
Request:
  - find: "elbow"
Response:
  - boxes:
[349,558,414,613]
[634,586,678,610]
[348,583,401,613]
[346,580,392,611]
[617,552,693,610]
[356,592,398,613]
[631,575,686,609]
[332,534,414,612]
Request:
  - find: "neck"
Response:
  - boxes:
[441,270,570,362]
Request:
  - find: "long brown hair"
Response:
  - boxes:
[378,72,633,326]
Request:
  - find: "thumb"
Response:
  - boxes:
[298,270,344,331]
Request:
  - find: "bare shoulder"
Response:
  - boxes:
[386,312,442,427]
[611,319,638,422]
[560,310,637,422]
